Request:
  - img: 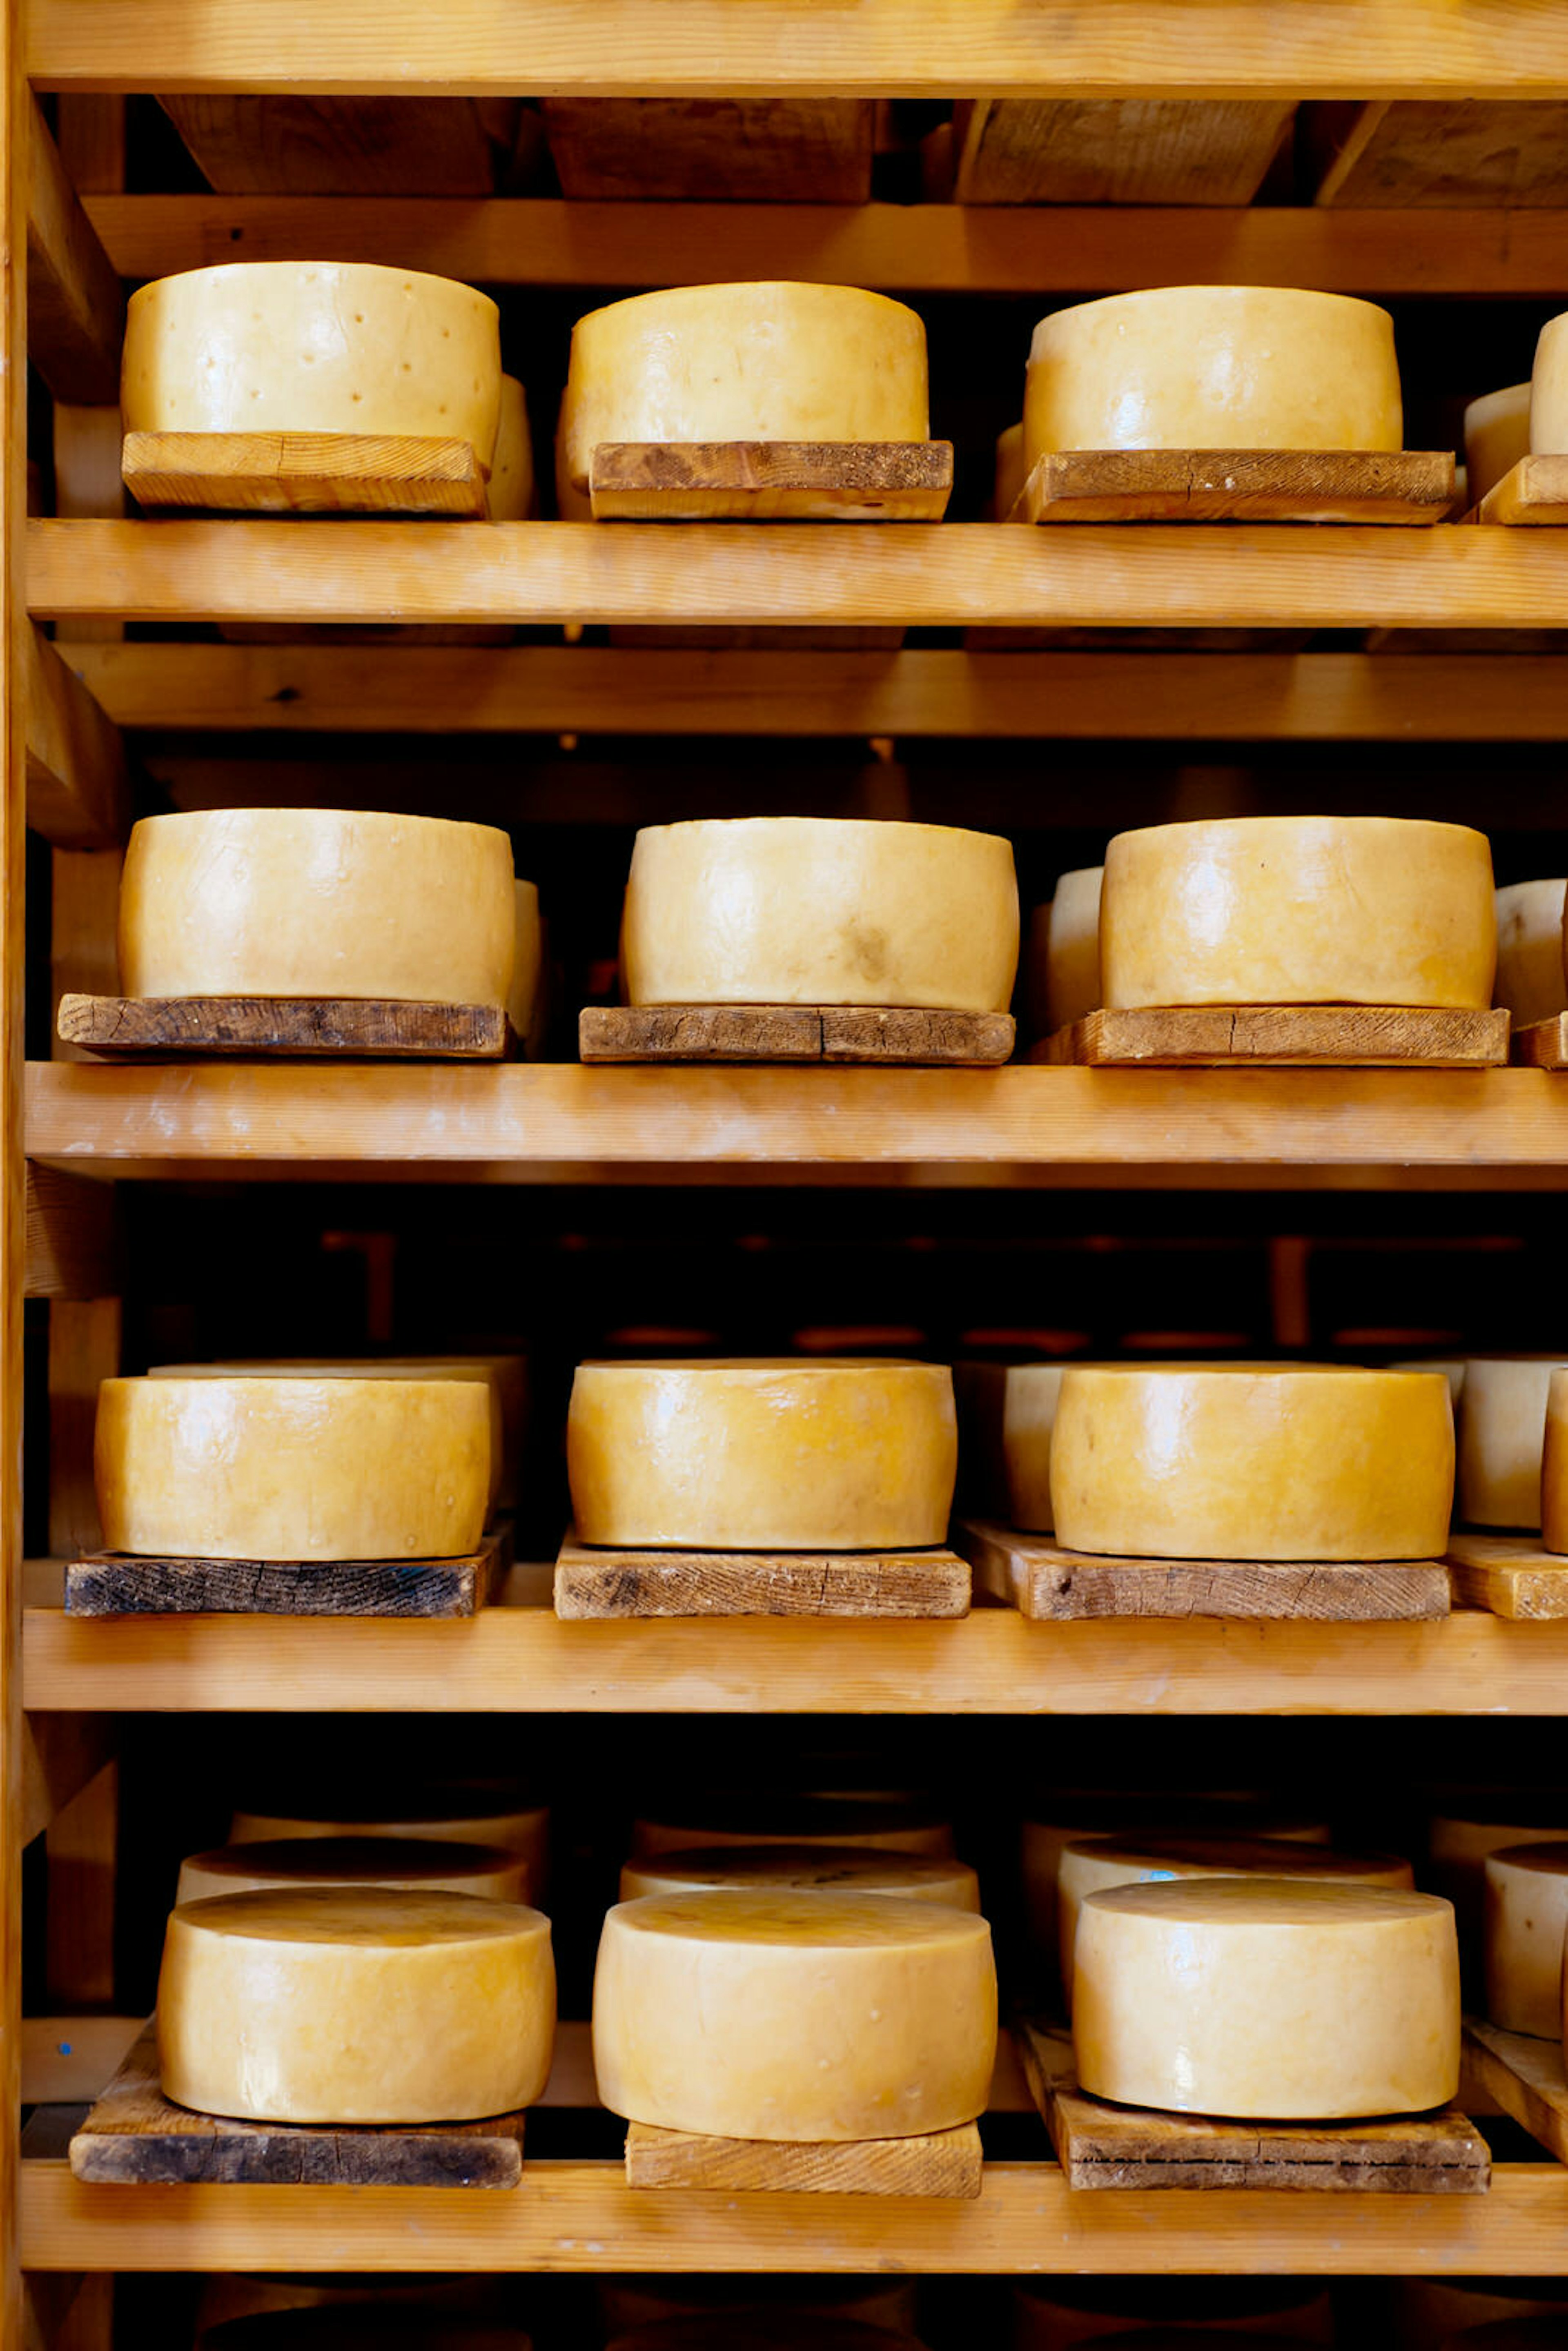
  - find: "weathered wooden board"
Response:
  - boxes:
[58,993,509,1061]
[625,2117,982,2196]
[1042,1005,1509,1069]
[1010,448,1455,527]
[1017,2020,1488,2193]
[950,97,1295,205]
[960,1520,1450,1623]
[1479,457,1568,527]
[1307,100,1568,207]
[1448,1533,1568,1620]
[158,94,507,194]
[541,97,874,201]
[1513,1012,1568,1069]
[580,1004,1013,1067]
[1464,2017,1568,2165]
[122,431,488,517]
[69,2026,526,2186]
[65,1525,508,1619]
[589,442,953,523]
[555,1532,969,1621]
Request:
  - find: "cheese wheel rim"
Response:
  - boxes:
[619,1841,980,1909]
[1484,1840,1568,2038]
[177,1835,532,1908]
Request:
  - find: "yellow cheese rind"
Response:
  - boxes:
[1073,1879,1460,2120]
[119,808,517,1008]
[176,1836,533,1908]
[1483,1841,1568,2038]
[488,377,535,520]
[228,1797,548,1898]
[1030,866,1103,1036]
[620,818,1020,1014]
[1100,817,1497,1012]
[1493,880,1568,1028]
[1467,383,1532,506]
[619,1841,979,1910]
[1539,1368,1568,1554]
[1532,315,1568,456]
[633,1795,953,1858]
[1459,1356,1568,1531]
[994,420,1027,519]
[1024,287,1402,467]
[507,879,546,1058]
[96,1376,491,1563]
[567,1358,958,1550]
[592,1891,996,2141]
[122,261,502,460]
[1050,1366,1454,1563]
[157,1888,555,2124]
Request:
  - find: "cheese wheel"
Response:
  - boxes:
[592,1891,996,2140]
[1467,383,1532,505]
[1483,1841,1568,2037]
[620,818,1020,1015]
[994,420,1028,518]
[1033,867,1103,1036]
[556,282,929,510]
[1390,1356,1468,1405]
[1531,314,1568,456]
[1050,1366,1454,1562]
[633,1795,953,1858]
[955,1360,1061,1530]
[1024,287,1402,467]
[96,1376,490,1563]
[1013,2277,1334,2348]
[123,261,501,460]
[567,1358,957,1550]
[508,880,546,1057]
[118,808,517,1008]
[599,2281,918,2341]
[1494,879,1568,1027]
[158,1888,555,2123]
[1539,1368,1568,1554]
[488,376,534,520]
[177,1835,533,1908]
[620,1841,979,1910]
[1458,1356,1568,1530]
[1073,1879,1460,2119]
[229,1792,548,1895]
[1428,1804,1568,1971]
[1100,817,1497,1011]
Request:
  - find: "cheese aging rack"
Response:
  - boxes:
[15,3,1568,2344]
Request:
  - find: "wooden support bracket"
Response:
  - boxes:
[25,96,124,404]
[24,626,130,850]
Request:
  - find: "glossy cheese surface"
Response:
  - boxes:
[119,808,517,1007]
[1494,880,1568,1028]
[567,1357,958,1550]
[633,1794,953,1858]
[1467,382,1532,504]
[1458,1356,1568,1531]
[176,1835,532,1908]
[620,817,1020,1014]
[158,1888,555,2124]
[620,1841,979,1909]
[1100,817,1496,1011]
[96,1376,491,1563]
[1483,1841,1568,2038]
[1073,1879,1460,2120]
[1532,313,1568,455]
[592,1890,996,2141]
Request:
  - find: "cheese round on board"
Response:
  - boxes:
[229,1789,549,1895]
[1483,1841,1568,2038]
[1538,1369,1568,1554]
[122,262,502,459]
[177,1836,533,1908]
[96,1376,491,1563]
[158,1888,555,2124]
[1494,879,1568,1029]
[633,1794,953,1858]
[1013,2276,1334,2347]
[1023,287,1402,467]
[1100,817,1497,1011]
[567,1358,957,1550]
[592,1890,996,2141]
[119,808,517,1008]
[1428,1802,1568,1973]
[1531,313,1568,455]
[1027,866,1103,1038]
[1457,1356,1568,1530]
[556,282,929,514]
[619,1841,979,1910]
[488,377,535,519]
[1050,1366,1454,1562]
[619,817,1019,1014]
[1073,1879,1460,2119]
[1466,383,1532,506]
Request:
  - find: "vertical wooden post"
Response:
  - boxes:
[45,1761,118,2006]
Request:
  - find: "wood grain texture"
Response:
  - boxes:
[22,2014,141,2105]
[541,97,873,200]
[589,443,953,523]
[24,97,123,404]
[1309,99,1568,205]
[1044,1006,1510,1069]
[625,2119,983,2197]
[1478,456,1568,526]
[1447,1534,1568,1619]
[65,1525,507,1619]
[20,1711,116,1848]
[555,1534,969,1620]
[580,1006,1013,1066]
[960,1520,1451,1623]
[24,1167,120,1301]
[121,434,488,518]
[57,994,509,1062]
[158,94,502,194]
[953,98,1293,203]
[1464,2018,1568,2164]
[1012,448,1455,527]
[69,2027,526,2186]
[23,626,130,850]
[1513,1013,1568,1068]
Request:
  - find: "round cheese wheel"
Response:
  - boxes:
[1428,1803,1568,1972]
[1029,866,1103,1036]
[96,1375,491,1563]
[122,262,501,459]
[1390,1356,1468,1405]
[956,1360,1111,1534]
[567,1358,957,1550]
[620,817,1020,1014]
[1100,817,1496,1011]
[1467,383,1532,505]
[1074,1878,1460,2119]
[508,880,546,1056]
[633,1795,953,1858]
[1539,1368,1568,1554]
[620,1841,979,1910]
[556,282,929,512]
[1532,314,1568,456]
[1050,1365,1454,1562]
[177,1835,533,1908]
[592,1890,996,2140]
[229,1790,549,1895]
[1483,1841,1568,2037]
[118,808,517,1008]
[488,376,535,520]
[1013,2275,1334,2347]
[1458,1357,1568,1530]
[1494,879,1568,1028]
[1024,287,1402,466]
[994,419,1028,518]
[158,1888,555,2124]
[599,2280,918,2341]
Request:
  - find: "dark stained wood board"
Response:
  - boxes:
[555,1532,969,1620]
[1513,1013,1568,1069]
[65,1523,510,1619]
[959,1519,1450,1623]
[121,430,488,516]
[624,2117,983,2197]
[1477,457,1568,526]
[588,441,953,522]
[579,1005,1013,1066]
[1040,1005,1509,1069]
[69,2026,526,2186]
[157,94,509,194]
[1463,2017,1568,2165]
[949,97,1295,205]
[1009,447,1455,527]
[1305,99,1568,207]
[540,97,874,201]
[1448,1534,1568,1620]
[58,993,510,1060]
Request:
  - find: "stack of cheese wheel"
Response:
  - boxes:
[1025,867,1103,1041]
[1483,1841,1568,2037]
[1050,1365,1454,1562]
[1533,311,1568,456]
[1073,1877,1460,2119]
[620,1842,979,1910]
[158,1887,555,2124]
[1427,1798,1568,1981]
[618,819,1019,1017]
[1457,1357,1568,1531]
[1466,383,1532,506]
[1098,817,1496,1013]
[229,1782,550,1903]
[599,2280,918,2340]
[96,1374,491,1563]
[1013,2276,1334,2346]
[568,1358,958,1551]
[118,808,517,1011]
[632,1793,954,1858]
[1494,880,1568,1030]
[593,1890,996,2141]
[177,1835,534,1907]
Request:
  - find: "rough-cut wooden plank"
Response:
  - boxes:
[20,1712,116,1848]
[1309,99,1568,206]
[24,1169,119,1302]
[590,443,953,523]
[1045,1006,1510,1069]
[24,98,124,405]
[580,1005,1013,1066]
[542,98,873,200]
[952,98,1295,204]
[1011,448,1455,527]
[1447,1533,1568,1619]
[1478,456,1568,527]
[959,1519,1450,1623]
[121,434,487,518]
[1513,1012,1568,1068]
[555,1533,969,1621]
[70,2027,525,2187]
[57,995,509,1061]
[625,2119,982,2197]
[23,628,130,851]
[1465,2019,1568,2166]
[65,1525,507,1620]
[158,95,502,194]
[22,2016,141,2106]
[1017,2020,1488,2193]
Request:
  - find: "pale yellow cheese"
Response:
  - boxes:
[1028,866,1103,1037]
[1467,382,1532,505]
[1428,1806,1568,1972]
[508,879,546,1057]
[556,281,929,512]
[1013,2277,1334,2347]
[96,1376,490,1563]
[158,1888,555,2124]
[118,808,517,1008]
[177,1835,533,1908]
[592,1890,996,2141]
[1539,1367,1568,1554]
[620,1841,979,1910]
[633,1795,954,1858]
[1100,817,1497,1011]
[1482,1841,1568,2037]
[1532,313,1568,455]
[994,420,1028,518]
[122,261,502,461]
[1024,287,1402,468]
[488,376,535,519]
[1494,879,1568,1028]
[619,818,1020,1014]
[1458,1356,1568,1530]
[1390,1356,1468,1405]
[1073,1879,1460,2119]
[1050,1366,1454,1562]
[955,1360,1094,1533]
[567,1357,958,1550]
[599,2279,918,2341]
[229,1793,549,1898]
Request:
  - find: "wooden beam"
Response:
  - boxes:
[21,2016,140,2105]
[24,100,122,406]
[20,1712,115,1847]
[24,1168,120,1300]
[156,94,503,194]
[1308,98,1568,205]
[45,1761,116,2006]
[24,628,129,848]
[950,98,1295,204]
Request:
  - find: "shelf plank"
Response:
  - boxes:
[24,97,123,405]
